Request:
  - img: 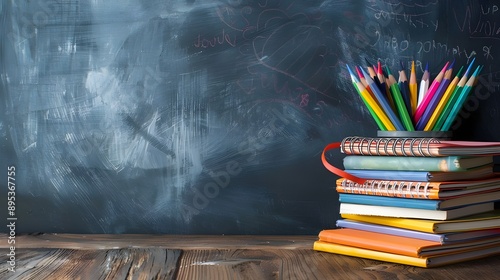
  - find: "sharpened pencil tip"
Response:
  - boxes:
[346,64,358,82]
[465,58,476,76]
[365,57,372,66]
[355,66,364,78]
[384,65,392,76]
[448,59,455,70]
[472,65,482,77]
[359,67,372,83]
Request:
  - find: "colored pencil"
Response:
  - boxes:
[425,66,463,131]
[398,61,412,118]
[414,61,450,123]
[365,58,381,87]
[359,67,405,130]
[376,61,393,106]
[355,66,373,95]
[441,65,483,131]
[376,61,386,95]
[347,65,396,130]
[409,61,418,114]
[415,61,455,130]
[417,63,430,108]
[433,60,476,131]
[385,66,415,131]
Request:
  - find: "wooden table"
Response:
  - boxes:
[1,234,499,279]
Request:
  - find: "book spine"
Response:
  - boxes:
[341,213,437,233]
[339,203,449,220]
[336,219,443,243]
[343,155,464,172]
[344,169,431,181]
[337,178,439,199]
[338,193,440,210]
[341,136,441,156]
[313,241,429,267]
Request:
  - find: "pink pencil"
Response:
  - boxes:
[413,62,449,123]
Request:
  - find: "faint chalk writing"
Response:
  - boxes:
[480,4,499,15]
[193,29,237,48]
[368,0,439,31]
[454,5,500,40]
[376,35,481,63]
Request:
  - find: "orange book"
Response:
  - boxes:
[318,228,500,258]
[336,177,500,199]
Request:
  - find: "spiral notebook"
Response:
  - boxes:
[336,177,500,199]
[340,136,500,157]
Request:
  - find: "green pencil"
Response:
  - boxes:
[433,59,475,131]
[441,65,483,131]
[385,66,415,131]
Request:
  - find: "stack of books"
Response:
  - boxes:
[315,136,500,267]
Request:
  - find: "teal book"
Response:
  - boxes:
[344,164,494,182]
[343,155,493,172]
[338,192,500,210]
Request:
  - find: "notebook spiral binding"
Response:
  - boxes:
[341,179,433,199]
[340,136,442,157]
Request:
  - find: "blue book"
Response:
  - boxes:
[345,165,493,182]
[336,219,500,244]
[338,192,500,210]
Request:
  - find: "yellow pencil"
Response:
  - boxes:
[347,65,396,130]
[354,80,396,130]
[409,61,418,114]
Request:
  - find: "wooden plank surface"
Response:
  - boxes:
[1,234,500,279]
[0,234,314,250]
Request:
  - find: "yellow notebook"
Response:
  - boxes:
[313,241,500,268]
[341,210,500,233]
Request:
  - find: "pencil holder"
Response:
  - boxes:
[377,130,453,139]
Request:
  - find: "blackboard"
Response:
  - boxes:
[1,0,500,234]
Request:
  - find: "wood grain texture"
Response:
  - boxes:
[0,234,315,250]
[1,235,500,279]
[0,248,181,280]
